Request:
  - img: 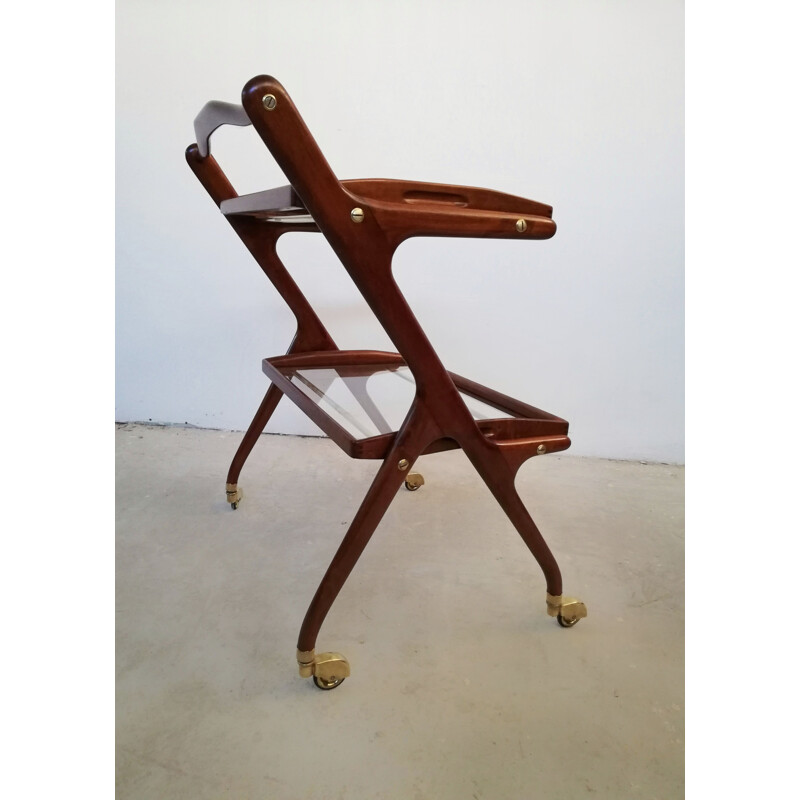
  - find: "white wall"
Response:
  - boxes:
[116,0,684,462]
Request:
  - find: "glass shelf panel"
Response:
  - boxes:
[287,365,512,440]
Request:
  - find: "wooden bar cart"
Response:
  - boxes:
[186,75,586,690]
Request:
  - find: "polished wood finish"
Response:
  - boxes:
[342,178,553,219]
[187,75,574,659]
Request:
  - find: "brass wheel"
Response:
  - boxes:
[557,613,580,628]
[313,675,345,690]
[404,472,424,491]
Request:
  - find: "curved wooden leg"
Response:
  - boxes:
[463,441,586,626]
[463,442,562,597]
[296,453,413,652]
[224,383,283,506]
[296,406,437,686]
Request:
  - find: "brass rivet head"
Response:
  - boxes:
[262,94,277,110]
[398,459,410,471]
[350,207,365,223]
[537,444,547,455]
[516,219,528,233]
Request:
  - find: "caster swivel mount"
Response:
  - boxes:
[297,649,350,690]
[226,483,243,510]
[546,593,588,628]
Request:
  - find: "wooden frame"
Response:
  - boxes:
[186,75,586,690]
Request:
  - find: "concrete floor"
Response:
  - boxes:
[116,424,684,799]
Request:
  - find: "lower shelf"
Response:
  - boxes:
[262,350,570,459]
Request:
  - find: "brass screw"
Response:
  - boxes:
[398,459,410,471]
[350,207,365,223]
[537,444,546,454]
[262,94,277,110]
[516,219,528,233]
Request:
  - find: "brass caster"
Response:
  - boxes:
[546,593,587,628]
[313,674,345,691]
[226,483,242,510]
[297,649,350,690]
[404,472,424,491]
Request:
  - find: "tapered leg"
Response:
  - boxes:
[296,405,438,687]
[463,439,586,626]
[297,449,416,652]
[463,441,562,597]
[224,383,283,506]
